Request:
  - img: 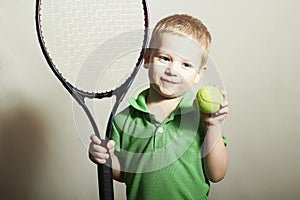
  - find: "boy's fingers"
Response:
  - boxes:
[89,150,109,164]
[93,157,107,164]
[94,152,109,160]
[90,134,101,145]
[89,141,108,154]
[216,105,229,116]
[89,136,113,165]
[203,113,227,125]
[213,113,228,122]
[220,100,229,108]
[221,89,227,99]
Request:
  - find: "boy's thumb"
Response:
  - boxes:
[107,140,115,153]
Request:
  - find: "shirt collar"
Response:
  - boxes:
[129,89,149,113]
[129,89,195,116]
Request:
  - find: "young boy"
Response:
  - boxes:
[89,14,229,199]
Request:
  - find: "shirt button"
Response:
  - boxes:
[157,127,164,133]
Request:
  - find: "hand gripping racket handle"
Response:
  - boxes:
[96,111,117,200]
[97,159,114,200]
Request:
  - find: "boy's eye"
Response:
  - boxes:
[158,56,170,62]
[182,63,192,68]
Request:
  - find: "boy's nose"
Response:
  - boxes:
[165,62,180,76]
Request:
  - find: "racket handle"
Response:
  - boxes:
[97,160,114,200]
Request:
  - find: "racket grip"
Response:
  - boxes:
[97,159,114,200]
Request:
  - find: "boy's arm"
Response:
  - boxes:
[199,93,229,183]
[89,135,125,182]
[110,153,125,182]
[202,123,228,183]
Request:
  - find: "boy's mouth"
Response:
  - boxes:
[161,77,178,84]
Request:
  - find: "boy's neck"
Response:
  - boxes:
[146,88,183,122]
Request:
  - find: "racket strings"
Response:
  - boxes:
[38,0,147,94]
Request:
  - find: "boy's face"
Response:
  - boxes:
[145,33,206,99]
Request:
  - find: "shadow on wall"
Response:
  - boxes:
[0,104,49,200]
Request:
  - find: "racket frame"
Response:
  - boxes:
[35,0,150,199]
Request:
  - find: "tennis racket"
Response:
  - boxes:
[35,0,149,199]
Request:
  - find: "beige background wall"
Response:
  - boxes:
[1,0,300,199]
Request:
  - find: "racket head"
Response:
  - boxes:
[36,0,149,97]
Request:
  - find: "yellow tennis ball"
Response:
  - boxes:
[196,86,224,114]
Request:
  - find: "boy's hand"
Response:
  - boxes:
[88,134,116,164]
[195,89,229,127]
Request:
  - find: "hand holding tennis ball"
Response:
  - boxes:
[196,86,224,114]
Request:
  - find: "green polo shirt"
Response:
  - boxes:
[111,89,227,200]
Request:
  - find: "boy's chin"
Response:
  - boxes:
[158,88,185,99]
[150,84,186,99]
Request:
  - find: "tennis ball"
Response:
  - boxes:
[196,86,224,114]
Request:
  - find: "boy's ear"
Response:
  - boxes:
[194,65,207,84]
[144,48,151,64]
[143,48,151,69]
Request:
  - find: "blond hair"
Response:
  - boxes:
[149,14,212,66]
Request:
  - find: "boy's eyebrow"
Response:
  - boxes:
[156,49,199,69]
[155,49,193,62]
